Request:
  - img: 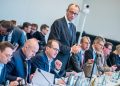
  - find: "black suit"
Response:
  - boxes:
[84,48,94,63]
[0,65,6,85]
[68,53,83,72]
[33,31,46,50]
[48,17,76,71]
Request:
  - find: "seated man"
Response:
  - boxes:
[84,36,116,77]
[68,36,91,72]
[0,20,26,48]
[31,39,64,78]
[0,41,18,86]
[33,24,49,51]
[6,38,39,84]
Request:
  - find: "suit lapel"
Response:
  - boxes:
[62,17,73,46]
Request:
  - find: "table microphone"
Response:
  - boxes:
[38,69,53,86]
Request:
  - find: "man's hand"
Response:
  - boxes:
[71,44,81,54]
[55,59,62,70]
[111,65,117,71]
[9,81,19,86]
[66,71,77,77]
[16,77,22,81]
[87,59,94,64]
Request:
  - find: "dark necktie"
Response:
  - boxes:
[5,35,8,41]
[68,23,73,36]
[25,60,30,83]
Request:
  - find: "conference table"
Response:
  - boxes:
[55,71,120,86]
[31,70,120,86]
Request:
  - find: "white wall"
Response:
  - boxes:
[0,0,120,41]
[0,0,82,26]
[80,0,120,41]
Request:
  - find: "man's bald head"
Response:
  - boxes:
[22,38,39,59]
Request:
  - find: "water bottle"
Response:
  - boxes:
[66,74,75,86]
[74,76,81,86]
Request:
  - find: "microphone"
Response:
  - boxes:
[38,69,53,86]
[89,54,99,84]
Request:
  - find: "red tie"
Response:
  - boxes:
[81,53,84,65]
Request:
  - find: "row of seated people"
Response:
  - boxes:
[0,20,49,51]
[0,39,65,85]
[0,36,120,85]
[68,36,120,77]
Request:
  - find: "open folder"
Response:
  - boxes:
[32,69,54,86]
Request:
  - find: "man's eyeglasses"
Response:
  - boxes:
[48,46,60,52]
[68,11,78,16]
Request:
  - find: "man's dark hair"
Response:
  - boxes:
[46,39,59,48]
[40,24,49,31]
[22,22,31,29]
[0,20,13,32]
[104,42,113,48]
[11,20,16,26]
[31,23,38,30]
[0,41,14,52]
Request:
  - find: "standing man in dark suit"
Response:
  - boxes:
[6,38,39,84]
[48,3,80,71]
[0,41,19,86]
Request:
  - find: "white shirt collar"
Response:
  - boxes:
[65,15,72,24]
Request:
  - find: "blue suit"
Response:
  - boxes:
[48,17,76,71]
[0,26,26,48]
[31,51,65,78]
[6,49,31,83]
[11,26,26,47]
[31,51,49,72]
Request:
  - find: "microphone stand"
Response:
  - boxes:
[89,54,98,86]
[38,69,53,86]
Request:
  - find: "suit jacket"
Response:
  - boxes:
[107,53,120,71]
[84,49,93,64]
[96,54,111,73]
[11,26,26,47]
[31,51,49,72]
[0,65,6,85]
[0,26,26,48]
[6,49,31,83]
[68,52,83,72]
[33,31,46,50]
[107,52,116,67]
[48,17,76,71]
[84,48,98,77]
[84,48,111,76]
[31,51,65,78]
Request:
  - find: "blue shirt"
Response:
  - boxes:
[0,63,4,76]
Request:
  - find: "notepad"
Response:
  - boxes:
[32,69,54,86]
